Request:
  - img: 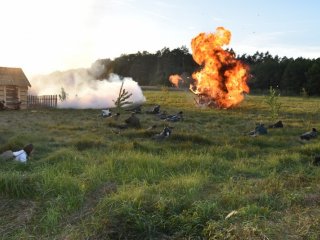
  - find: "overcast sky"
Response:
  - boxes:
[1,0,319,77]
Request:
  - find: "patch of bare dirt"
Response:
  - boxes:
[0,197,36,238]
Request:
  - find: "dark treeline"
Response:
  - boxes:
[239,51,320,95]
[93,47,320,96]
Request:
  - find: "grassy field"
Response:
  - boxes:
[0,90,320,239]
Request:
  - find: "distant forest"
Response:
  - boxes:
[93,46,320,96]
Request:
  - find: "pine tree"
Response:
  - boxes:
[59,87,68,102]
[113,81,133,113]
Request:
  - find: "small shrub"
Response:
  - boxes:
[265,86,281,121]
[113,81,133,113]
[59,87,68,102]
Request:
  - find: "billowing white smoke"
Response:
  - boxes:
[29,66,146,109]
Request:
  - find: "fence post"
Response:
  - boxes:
[27,95,58,109]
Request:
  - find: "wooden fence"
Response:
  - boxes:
[27,95,57,108]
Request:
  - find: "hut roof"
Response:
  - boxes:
[0,67,31,87]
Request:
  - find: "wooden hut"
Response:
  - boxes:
[0,67,31,109]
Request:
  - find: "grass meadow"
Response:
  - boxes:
[0,90,320,239]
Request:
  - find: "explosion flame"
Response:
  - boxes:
[169,74,183,87]
[190,27,249,109]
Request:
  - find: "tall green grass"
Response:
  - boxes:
[0,92,320,239]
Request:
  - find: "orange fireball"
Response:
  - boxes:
[190,27,249,108]
[169,74,183,88]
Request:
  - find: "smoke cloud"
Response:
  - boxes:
[29,64,146,109]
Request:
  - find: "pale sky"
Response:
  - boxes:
[1,0,319,77]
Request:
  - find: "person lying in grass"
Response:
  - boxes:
[0,144,34,163]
